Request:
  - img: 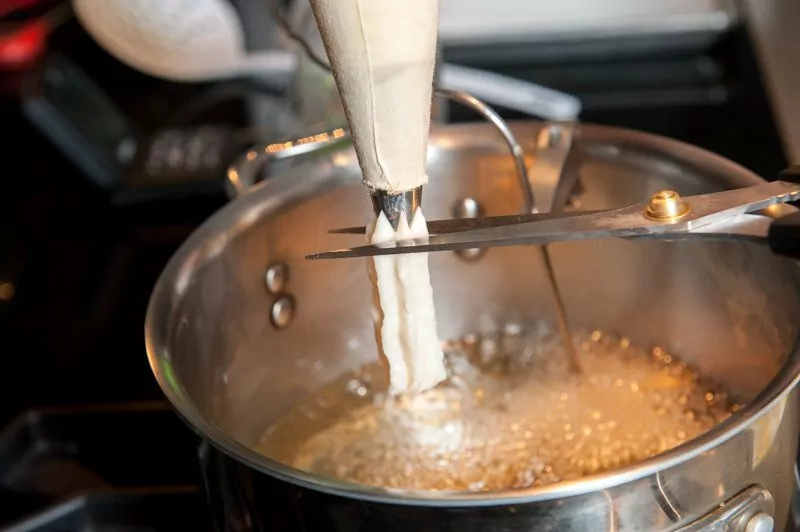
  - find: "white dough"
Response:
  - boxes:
[309,0,445,393]
[367,209,447,394]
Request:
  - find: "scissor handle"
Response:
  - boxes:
[767,166,800,260]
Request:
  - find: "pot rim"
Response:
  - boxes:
[145,121,800,507]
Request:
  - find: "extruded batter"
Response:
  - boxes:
[367,209,446,394]
[310,0,446,393]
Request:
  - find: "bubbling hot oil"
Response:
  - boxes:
[254,328,738,492]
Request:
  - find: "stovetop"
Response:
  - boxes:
[0,403,210,531]
[0,12,794,532]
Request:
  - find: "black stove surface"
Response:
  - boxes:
[0,14,795,532]
[0,403,209,531]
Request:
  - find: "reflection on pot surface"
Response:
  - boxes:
[255,328,737,492]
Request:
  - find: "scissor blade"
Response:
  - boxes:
[309,204,653,259]
[307,180,800,260]
[329,210,605,235]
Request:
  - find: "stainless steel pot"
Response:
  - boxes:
[145,119,800,531]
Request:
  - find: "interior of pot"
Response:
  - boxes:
[147,122,800,471]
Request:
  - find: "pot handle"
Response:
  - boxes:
[224,89,580,209]
[767,166,800,260]
[225,128,351,198]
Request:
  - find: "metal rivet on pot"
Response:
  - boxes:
[453,198,485,261]
[456,247,484,261]
[265,263,288,295]
[744,512,774,532]
[454,197,483,219]
[270,295,295,329]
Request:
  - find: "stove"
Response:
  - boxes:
[0,403,209,531]
[0,6,797,531]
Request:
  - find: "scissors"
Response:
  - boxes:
[306,168,800,261]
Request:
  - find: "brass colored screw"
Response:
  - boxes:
[644,190,691,221]
[0,282,14,301]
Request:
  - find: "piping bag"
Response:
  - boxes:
[309,0,446,394]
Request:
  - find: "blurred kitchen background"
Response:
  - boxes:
[1,0,799,528]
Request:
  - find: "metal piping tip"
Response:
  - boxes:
[369,186,424,230]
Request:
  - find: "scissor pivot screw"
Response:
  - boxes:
[644,190,691,221]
